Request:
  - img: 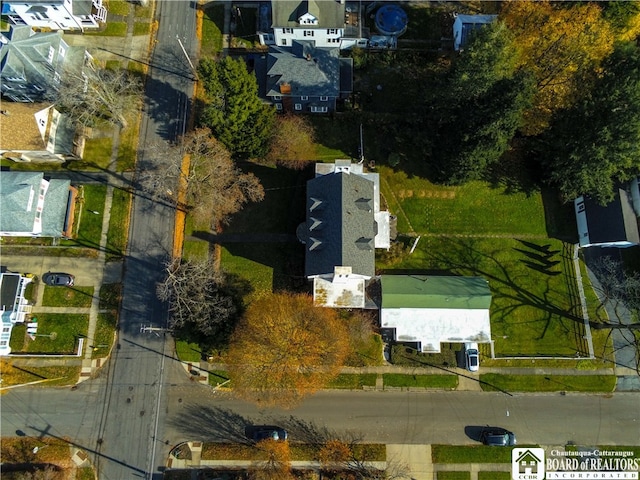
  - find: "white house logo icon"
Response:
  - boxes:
[512,448,545,480]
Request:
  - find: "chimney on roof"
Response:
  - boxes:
[306,53,312,61]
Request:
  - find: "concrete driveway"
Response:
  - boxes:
[2,255,122,286]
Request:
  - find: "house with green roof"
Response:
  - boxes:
[297,160,390,308]
[380,275,492,353]
[0,171,77,237]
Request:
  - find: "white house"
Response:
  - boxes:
[1,0,107,32]
[0,272,33,356]
[297,160,390,308]
[0,102,78,162]
[262,0,346,48]
[380,275,492,353]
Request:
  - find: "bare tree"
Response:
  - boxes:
[56,64,142,129]
[139,128,265,229]
[156,258,241,342]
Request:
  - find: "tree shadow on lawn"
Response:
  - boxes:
[425,238,586,355]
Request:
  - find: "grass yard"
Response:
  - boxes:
[0,360,80,387]
[480,374,616,392]
[380,166,547,236]
[379,235,587,357]
[106,188,131,259]
[91,311,117,358]
[478,472,511,480]
[436,473,470,480]
[326,373,377,389]
[209,370,231,388]
[224,164,306,234]
[41,285,94,308]
[117,111,142,171]
[81,136,113,169]
[201,4,225,58]
[432,445,513,463]
[62,185,107,249]
[175,340,203,363]
[91,21,127,36]
[20,313,88,354]
[106,0,131,16]
[383,373,458,389]
[133,21,151,35]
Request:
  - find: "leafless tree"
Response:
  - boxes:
[56,63,142,129]
[139,128,265,229]
[156,258,240,339]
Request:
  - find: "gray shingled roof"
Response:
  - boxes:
[584,188,640,245]
[0,171,71,237]
[0,26,67,102]
[271,0,345,28]
[266,41,340,97]
[304,172,376,277]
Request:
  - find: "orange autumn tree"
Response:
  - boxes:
[501,0,614,134]
[250,439,294,480]
[227,293,349,408]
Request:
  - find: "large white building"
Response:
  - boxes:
[1,0,107,32]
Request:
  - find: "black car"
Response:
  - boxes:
[249,426,288,442]
[42,272,75,286]
[480,427,516,446]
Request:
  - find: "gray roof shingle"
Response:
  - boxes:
[304,172,376,277]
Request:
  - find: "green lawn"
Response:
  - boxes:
[81,137,113,169]
[106,0,131,16]
[106,188,131,260]
[41,286,94,308]
[22,314,88,354]
[380,166,547,235]
[208,370,231,388]
[326,373,377,389]
[117,111,141,171]
[436,473,470,480]
[432,445,513,463]
[175,340,203,362]
[91,311,116,358]
[383,373,458,389]
[87,22,128,36]
[133,21,151,36]
[380,236,586,357]
[201,4,225,58]
[478,472,511,480]
[61,185,106,249]
[480,374,617,392]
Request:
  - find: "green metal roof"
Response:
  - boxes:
[381,275,491,309]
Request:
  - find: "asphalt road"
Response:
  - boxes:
[3,382,639,450]
[83,1,200,478]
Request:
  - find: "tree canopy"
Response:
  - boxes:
[501,0,614,134]
[198,56,275,159]
[537,42,640,204]
[427,21,534,184]
[156,258,244,348]
[57,65,142,129]
[227,293,349,408]
[266,114,317,170]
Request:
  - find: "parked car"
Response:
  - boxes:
[465,342,479,372]
[42,272,75,286]
[249,426,288,442]
[480,427,516,446]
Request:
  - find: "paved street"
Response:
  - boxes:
[3,385,639,449]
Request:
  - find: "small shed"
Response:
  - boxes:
[452,14,497,51]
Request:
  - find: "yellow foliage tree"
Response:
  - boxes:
[501,0,614,134]
[227,293,349,408]
[250,439,294,480]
